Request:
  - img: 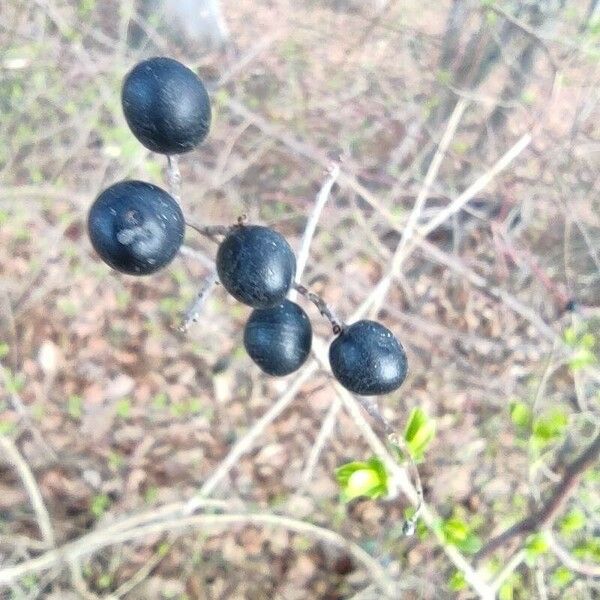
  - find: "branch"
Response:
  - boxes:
[476,433,600,561]
[361,132,533,319]
[546,531,600,579]
[0,436,55,548]
[294,163,340,285]
[0,513,398,597]
[368,97,468,316]
[180,269,220,332]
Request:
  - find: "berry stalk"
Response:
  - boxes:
[293,282,344,335]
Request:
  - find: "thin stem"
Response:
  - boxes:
[293,282,344,335]
[185,221,236,243]
[0,437,55,548]
[166,155,181,202]
[180,270,220,332]
[294,163,340,285]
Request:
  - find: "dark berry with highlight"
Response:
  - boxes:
[87,180,184,275]
[329,320,408,395]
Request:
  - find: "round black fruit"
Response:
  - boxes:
[244,300,312,376]
[216,225,296,308]
[329,320,407,395]
[121,57,211,154]
[87,180,184,275]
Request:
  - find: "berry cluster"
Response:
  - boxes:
[87,57,408,396]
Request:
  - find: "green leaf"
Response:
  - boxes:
[4,370,25,394]
[563,326,578,346]
[458,533,483,555]
[115,397,132,419]
[442,518,469,543]
[499,581,515,600]
[510,401,532,429]
[568,348,597,372]
[573,537,600,562]
[67,395,83,419]
[404,407,436,460]
[0,342,9,359]
[552,566,574,588]
[525,533,549,562]
[448,570,467,591]
[335,457,389,502]
[532,409,568,448]
[90,494,110,518]
[560,509,586,535]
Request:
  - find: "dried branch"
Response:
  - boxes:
[180,269,220,332]
[294,163,340,286]
[298,395,343,490]
[364,132,533,318]
[369,97,468,316]
[476,433,600,561]
[0,436,55,548]
[0,513,398,597]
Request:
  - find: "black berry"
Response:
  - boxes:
[216,225,296,308]
[329,320,408,395]
[87,180,184,275]
[121,57,211,154]
[244,300,312,376]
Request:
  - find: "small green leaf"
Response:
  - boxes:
[568,348,597,372]
[0,342,9,359]
[442,518,469,543]
[115,397,132,419]
[458,533,483,555]
[532,409,568,448]
[573,537,600,562]
[448,570,467,591]
[563,326,578,346]
[0,421,16,436]
[552,566,574,588]
[499,581,515,600]
[90,494,110,518]
[510,401,532,429]
[67,395,83,419]
[525,533,549,562]
[560,509,586,535]
[4,370,25,394]
[404,407,436,460]
[335,457,389,502]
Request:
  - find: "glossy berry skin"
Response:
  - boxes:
[87,180,184,275]
[216,225,296,308]
[329,320,408,396]
[121,57,211,154]
[244,300,312,376]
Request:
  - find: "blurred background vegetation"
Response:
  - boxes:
[1,1,599,598]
